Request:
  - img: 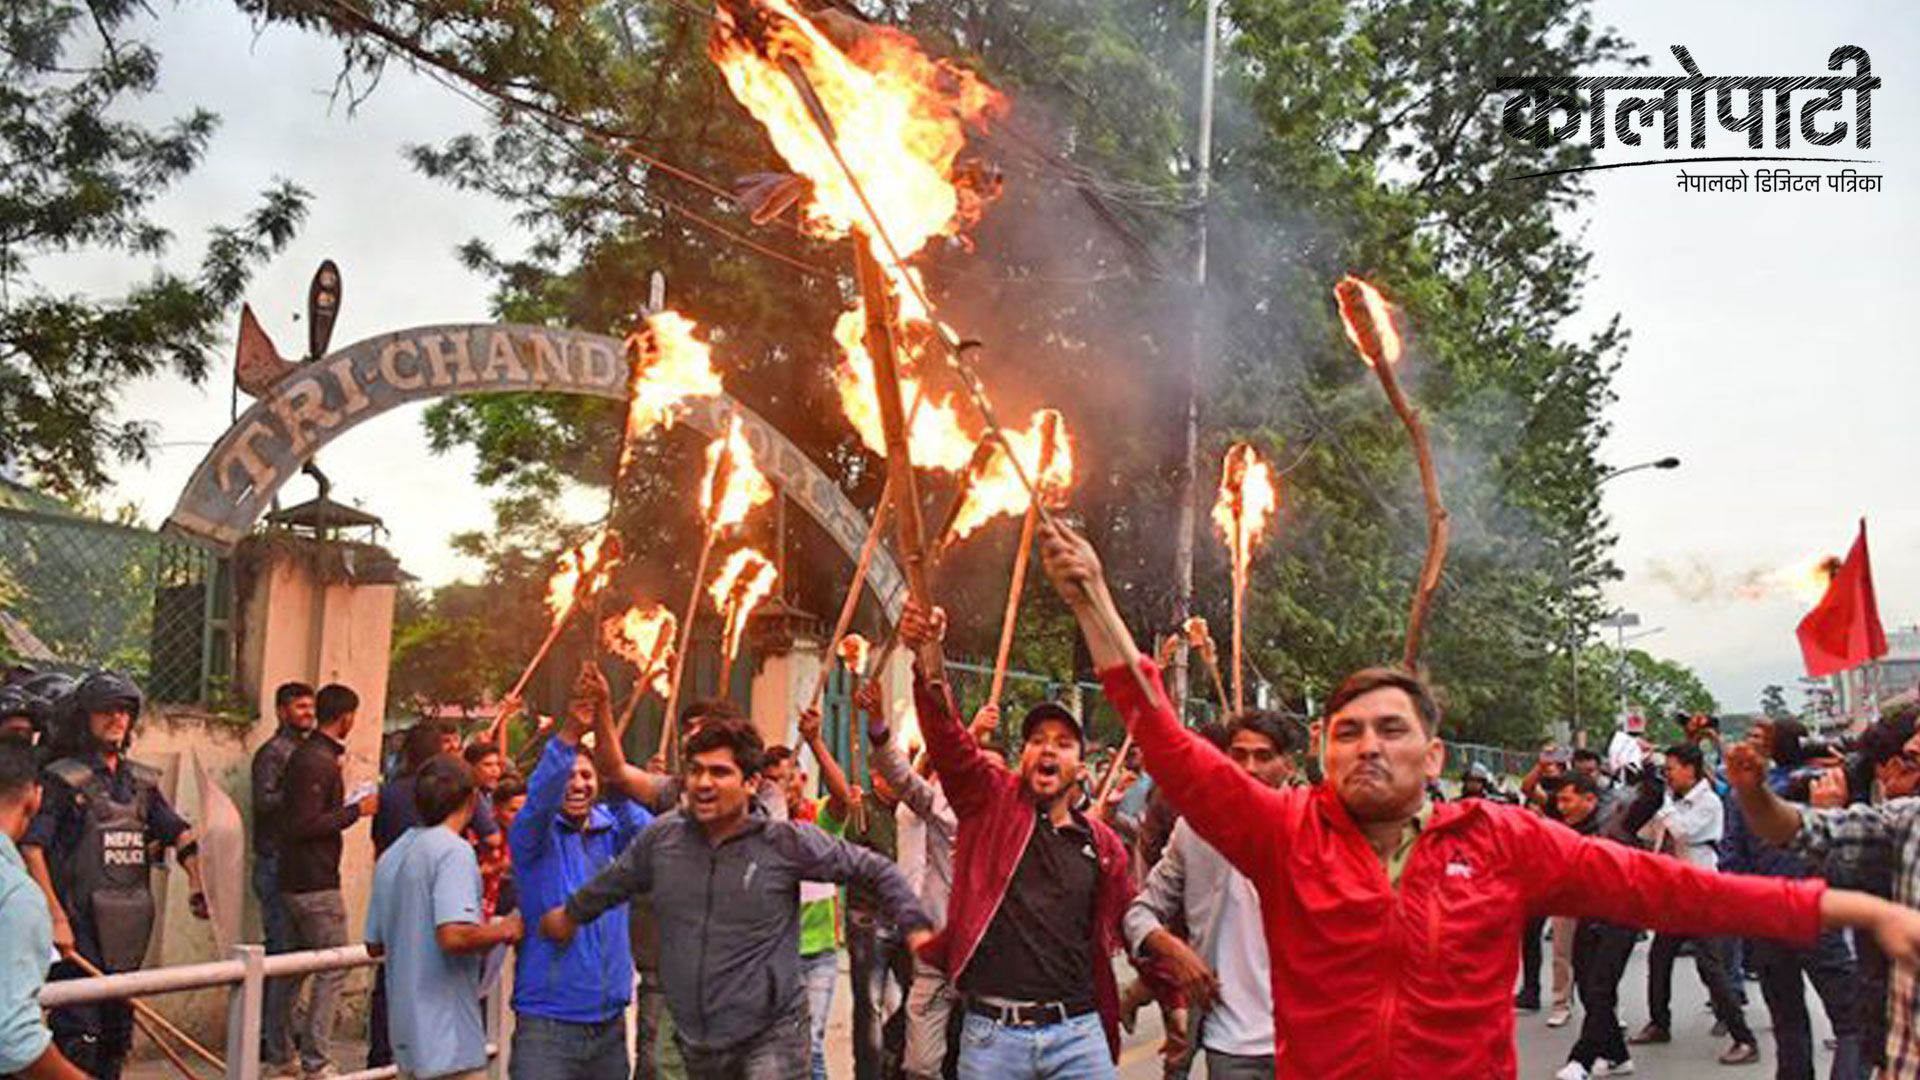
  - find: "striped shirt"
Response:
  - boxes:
[1794,798,1920,1079]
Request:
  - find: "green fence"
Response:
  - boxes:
[0,506,232,705]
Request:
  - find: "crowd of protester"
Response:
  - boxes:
[4,518,1920,1079]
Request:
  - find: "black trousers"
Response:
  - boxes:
[1518,914,1546,1004]
[1753,931,1863,1080]
[1568,921,1637,1069]
[1648,932,1755,1043]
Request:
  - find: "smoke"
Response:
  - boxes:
[1645,555,1829,607]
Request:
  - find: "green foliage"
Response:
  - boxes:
[245,0,1720,749]
[1759,683,1792,720]
[1,0,309,497]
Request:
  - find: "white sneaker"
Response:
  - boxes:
[1597,1060,1636,1076]
[1547,1006,1573,1027]
[1556,1063,1591,1080]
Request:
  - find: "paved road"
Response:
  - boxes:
[124,935,1839,1078]
[1113,939,1840,1078]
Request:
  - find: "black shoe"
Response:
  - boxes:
[1516,995,1542,1012]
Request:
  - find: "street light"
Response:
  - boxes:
[1569,456,1682,736]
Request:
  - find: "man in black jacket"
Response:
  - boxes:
[273,684,377,1080]
[250,681,314,1071]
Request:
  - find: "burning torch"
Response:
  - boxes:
[1212,442,1278,714]
[660,414,773,763]
[1334,275,1450,671]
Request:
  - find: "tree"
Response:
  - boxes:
[1759,683,1793,720]
[2,0,308,497]
[245,0,1636,748]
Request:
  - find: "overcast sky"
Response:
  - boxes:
[33,1,1916,716]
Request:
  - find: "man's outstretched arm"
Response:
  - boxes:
[1036,520,1295,881]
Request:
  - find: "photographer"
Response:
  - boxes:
[1722,720,1862,1080]
[1729,712,1920,1080]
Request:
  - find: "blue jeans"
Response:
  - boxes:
[252,853,297,1067]
[957,1011,1114,1080]
[799,950,838,1080]
[510,1014,630,1080]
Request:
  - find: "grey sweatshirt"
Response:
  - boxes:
[564,807,930,1051]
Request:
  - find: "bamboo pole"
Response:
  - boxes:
[658,527,717,768]
[1231,511,1246,714]
[776,50,1166,717]
[853,239,944,681]
[810,478,894,708]
[988,506,1038,713]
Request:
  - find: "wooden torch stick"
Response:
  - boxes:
[1231,512,1246,715]
[1204,645,1232,716]
[500,611,570,752]
[810,477,895,707]
[1094,732,1135,811]
[853,239,944,681]
[988,505,1038,713]
[1372,356,1450,671]
[778,53,1166,720]
[659,525,717,768]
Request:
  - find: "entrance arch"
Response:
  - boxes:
[165,322,905,618]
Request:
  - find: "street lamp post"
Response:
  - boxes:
[1570,456,1681,736]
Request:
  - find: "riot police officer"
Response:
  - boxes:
[20,671,209,1079]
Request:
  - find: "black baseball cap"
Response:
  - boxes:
[1018,702,1084,748]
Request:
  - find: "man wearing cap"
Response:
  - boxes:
[898,609,1137,1080]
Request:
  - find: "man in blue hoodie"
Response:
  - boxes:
[508,663,653,1080]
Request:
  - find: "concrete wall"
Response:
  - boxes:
[117,541,396,1041]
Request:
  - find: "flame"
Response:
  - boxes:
[893,696,922,755]
[710,0,1004,264]
[1211,443,1279,578]
[837,632,872,677]
[602,605,678,695]
[543,531,618,624]
[831,306,976,472]
[702,415,775,530]
[621,311,724,469]
[1182,616,1212,648]
[947,409,1075,542]
[708,547,779,662]
[1334,275,1403,367]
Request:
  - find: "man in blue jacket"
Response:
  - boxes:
[509,663,652,1080]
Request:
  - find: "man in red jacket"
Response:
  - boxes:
[899,606,1137,1080]
[1030,519,1920,1079]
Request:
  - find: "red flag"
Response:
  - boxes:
[1796,520,1889,677]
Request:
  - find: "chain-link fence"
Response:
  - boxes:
[0,506,232,705]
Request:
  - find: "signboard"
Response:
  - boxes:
[167,323,905,619]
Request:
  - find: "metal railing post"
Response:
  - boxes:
[227,944,265,1080]
[486,980,509,1080]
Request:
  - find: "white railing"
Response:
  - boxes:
[38,944,510,1080]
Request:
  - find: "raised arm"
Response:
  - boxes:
[868,723,938,822]
[590,678,675,807]
[1036,520,1295,881]
[899,605,1003,818]
[510,663,601,864]
[799,707,856,822]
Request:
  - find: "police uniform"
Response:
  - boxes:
[23,751,191,1079]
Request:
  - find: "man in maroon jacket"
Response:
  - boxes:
[900,606,1136,1080]
[1029,519,1920,1080]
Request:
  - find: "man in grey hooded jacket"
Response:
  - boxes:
[1125,711,1300,1079]
[542,715,933,1080]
